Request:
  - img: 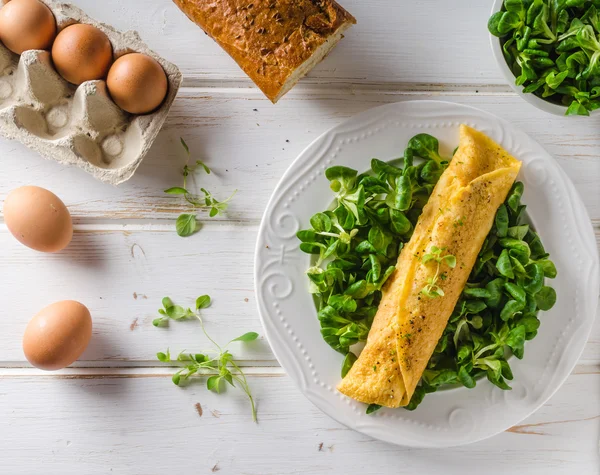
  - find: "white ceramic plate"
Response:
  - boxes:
[254,100,599,447]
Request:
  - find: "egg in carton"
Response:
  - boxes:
[0,0,182,185]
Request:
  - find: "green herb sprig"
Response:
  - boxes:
[298,133,557,412]
[421,246,457,298]
[489,0,600,116]
[154,295,259,422]
[165,138,237,237]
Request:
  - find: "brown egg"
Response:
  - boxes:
[3,185,73,252]
[23,300,92,371]
[107,53,168,114]
[52,23,113,85]
[0,0,56,54]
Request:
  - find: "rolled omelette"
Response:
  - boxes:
[337,125,522,408]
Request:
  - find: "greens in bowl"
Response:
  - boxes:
[296,132,557,412]
[489,0,600,116]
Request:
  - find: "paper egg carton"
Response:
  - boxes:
[0,0,182,185]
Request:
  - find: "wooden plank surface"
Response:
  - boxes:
[72,0,503,86]
[0,0,598,473]
[0,90,598,222]
[0,370,598,475]
[0,223,597,365]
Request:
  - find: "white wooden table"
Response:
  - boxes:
[1,1,599,474]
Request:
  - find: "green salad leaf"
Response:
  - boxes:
[298,133,557,411]
[489,0,600,116]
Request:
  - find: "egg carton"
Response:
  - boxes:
[0,0,182,185]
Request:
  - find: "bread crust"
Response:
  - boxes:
[172,0,356,102]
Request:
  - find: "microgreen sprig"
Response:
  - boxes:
[421,246,457,298]
[154,295,259,422]
[165,138,237,237]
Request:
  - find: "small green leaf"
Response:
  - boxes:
[505,282,527,304]
[443,254,457,268]
[166,305,189,320]
[463,287,491,299]
[506,325,526,358]
[196,295,211,310]
[535,286,557,311]
[180,137,190,155]
[176,214,199,237]
[496,249,515,279]
[458,366,476,388]
[157,351,170,362]
[164,187,189,195]
[196,160,211,174]
[296,230,319,242]
[341,352,357,378]
[495,204,509,237]
[366,404,382,415]
[507,182,524,212]
[222,371,234,386]
[207,375,222,393]
[172,373,181,385]
[162,297,174,309]
[232,332,259,342]
[310,212,332,233]
[500,299,524,321]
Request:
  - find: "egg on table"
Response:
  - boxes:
[107,53,168,114]
[23,300,92,371]
[3,185,73,252]
[52,23,113,85]
[0,0,57,54]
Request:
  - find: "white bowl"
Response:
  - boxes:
[490,0,569,116]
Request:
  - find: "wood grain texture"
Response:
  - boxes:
[0,89,598,223]
[70,0,502,86]
[0,372,597,475]
[0,225,274,363]
[0,223,596,365]
[0,0,598,471]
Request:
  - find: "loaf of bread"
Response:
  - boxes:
[172,0,356,102]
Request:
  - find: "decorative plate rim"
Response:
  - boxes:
[254,100,599,447]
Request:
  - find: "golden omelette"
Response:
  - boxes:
[337,125,522,408]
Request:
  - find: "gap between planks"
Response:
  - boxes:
[0,366,284,378]
[0,217,597,235]
[0,363,596,378]
[178,79,517,95]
